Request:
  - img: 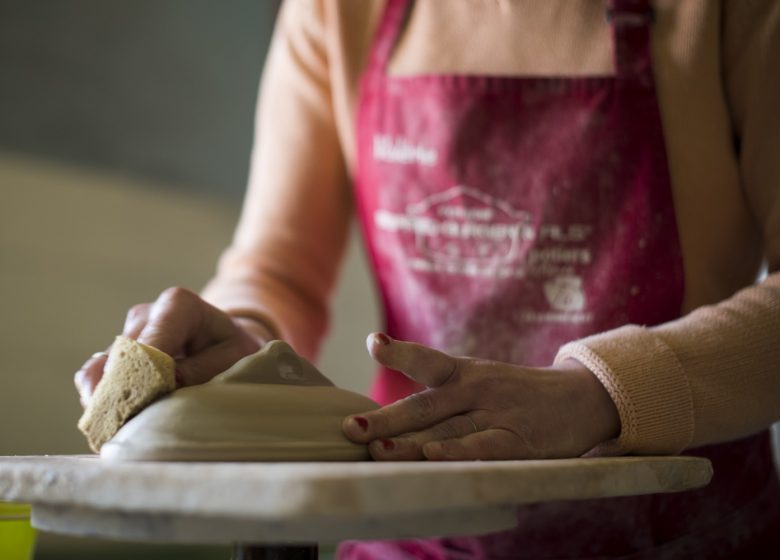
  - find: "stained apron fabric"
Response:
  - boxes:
[342,0,780,557]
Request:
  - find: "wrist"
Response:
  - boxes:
[232,316,278,348]
[557,358,621,448]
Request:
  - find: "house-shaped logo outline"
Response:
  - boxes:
[405,185,534,265]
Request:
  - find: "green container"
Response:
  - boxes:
[0,502,37,560]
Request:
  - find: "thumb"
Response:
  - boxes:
[366,333,460,388]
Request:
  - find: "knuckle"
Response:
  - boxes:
[468,374,508,406]
[404,390,437,425]
[393,434,415,449]
[158,286,196,307]
[474,435,498,458]
[368,411,392,436]
[436,354,460,385]
[391,438,425,461]
[510,423,541,457]
[141,318,169,337]
[128,303,149,316]
[152,287,201,323]
[126,303,150,322]
[74,364,102,396]
[367,445,382,461]
[464,365,489,390]
[441,439,465,458]
[433,419,460,441]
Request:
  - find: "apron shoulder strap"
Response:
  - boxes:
[609,0,656,80]
[364,0,411,79]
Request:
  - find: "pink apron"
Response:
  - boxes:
[343,0,780,557]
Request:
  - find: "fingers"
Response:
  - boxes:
[74,351,109,408]
[136,287,238,358]
[123,303,150,338]
[75,302,152,408]
[344,334,469,442]
[75,287,262,408]
[367,418,542,462]
[175,339,256,386]
[368,413,486,461]
[135,287,204,356]
[366,333,460,387]
[423,429,522,461]
[351,337,605,462]
[137,288,261,385]
[343,384,472,442]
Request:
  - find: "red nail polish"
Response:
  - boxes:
[380,439,395,451]
[353,416,369,430]
[374,333,391,345]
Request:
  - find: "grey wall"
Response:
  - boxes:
[0,0,279,199]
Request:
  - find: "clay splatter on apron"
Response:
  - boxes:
[343,0,780,557]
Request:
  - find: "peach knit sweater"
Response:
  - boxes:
[203,0,780,456]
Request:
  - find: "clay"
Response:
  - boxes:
[101,341,378,462]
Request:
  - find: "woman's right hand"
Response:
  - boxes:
[74,287,272,408]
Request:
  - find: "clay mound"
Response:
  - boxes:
[100,340,378,462]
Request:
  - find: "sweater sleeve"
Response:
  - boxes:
[202,0,352,361]
[555,0,780,455]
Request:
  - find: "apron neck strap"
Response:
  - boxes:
[366,0,655,80]
[609,0,656,78]
[365,0,410,77]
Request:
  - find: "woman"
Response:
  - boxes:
[76,1,780,557]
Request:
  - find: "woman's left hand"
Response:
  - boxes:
[342,333,621,461]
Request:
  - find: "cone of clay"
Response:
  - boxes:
[100,341,379,462]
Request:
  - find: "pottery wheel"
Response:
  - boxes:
[0,455,713,544]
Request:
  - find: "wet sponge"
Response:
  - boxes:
[78,335,176,453]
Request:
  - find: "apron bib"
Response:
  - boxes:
[346,0,780,557]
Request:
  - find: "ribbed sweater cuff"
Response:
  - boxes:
[555,325,694,455]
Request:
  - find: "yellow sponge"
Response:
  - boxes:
[78,335,176,453]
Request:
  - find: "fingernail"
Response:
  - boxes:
[374,333,391,345]
[380,438,395,451]
[353,416,369,431]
